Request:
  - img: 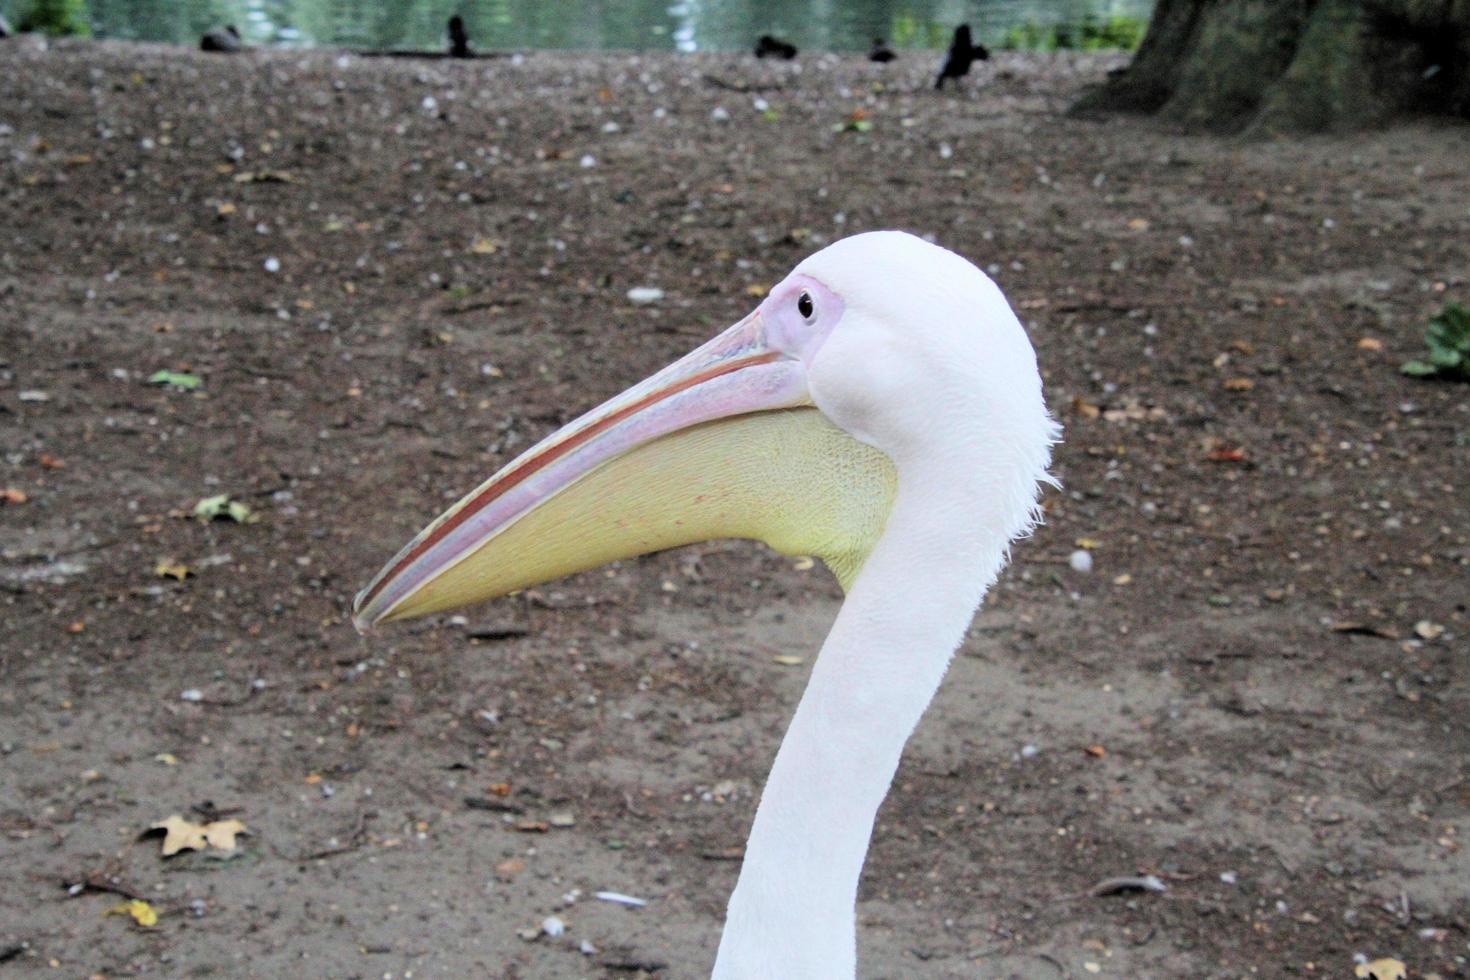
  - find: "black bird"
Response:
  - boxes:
[934,24,989,89]
[448,15,471,58]
[200,25,243,53]
[753,34,798,60]
[868,37,896,63]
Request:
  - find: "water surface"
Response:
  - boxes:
[4,0,1154,52]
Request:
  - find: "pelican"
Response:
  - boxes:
[354,231,1057,978]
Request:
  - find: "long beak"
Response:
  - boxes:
[353,309,895,632]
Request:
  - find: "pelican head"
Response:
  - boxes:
[354,230,1053,631]
[354,230,1056,978]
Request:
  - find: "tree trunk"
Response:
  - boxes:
[1072,0,1470,134]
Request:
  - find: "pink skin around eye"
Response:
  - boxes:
[760,274,845,364]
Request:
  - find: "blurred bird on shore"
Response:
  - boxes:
[935,24,989,89]
[448,15,471,58]
[754,34,798,59]
[200,25,242,53]
[869,37,896,63]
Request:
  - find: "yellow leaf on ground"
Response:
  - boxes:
[107,899,158,927]
[149,814,248,856]
[1355,959,1407,980]
[155,559,192,581]
[772,655,804,666]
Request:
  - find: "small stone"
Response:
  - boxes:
[541,915,566,937]
[180,689,203,702]
[627,286,664,304]
[1068,550,1093,574]
[263,256,281,273]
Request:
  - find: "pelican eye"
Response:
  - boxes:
[797,291,814,320]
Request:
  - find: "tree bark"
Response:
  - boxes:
[1072,0,1470,134]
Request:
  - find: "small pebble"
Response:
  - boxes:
[263,256,281,273]
[1069,549,1093,574]
[541,915,565,937]
[626,287,664,304]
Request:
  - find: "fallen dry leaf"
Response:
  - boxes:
[148,814,248,856]
[1223,377,1256,392]
[2,488,29,505]
[1085,744,1107,758]
[1355,959,1406,980]
[39,453,64,469]
[106,899,158,928]
[1413,620,1445,641]
[1207,447,1247,463]
[154,559,192,581]
[1357,337,1384,351]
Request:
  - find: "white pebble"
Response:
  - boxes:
[579,154,597,168]
[541,916,565,937]
[710,106,731,122]
[1069,549,1094,574]
[263,256,281,273]
[1219,870,1237,885]
[180,689,203,702]
[626,287,664,304]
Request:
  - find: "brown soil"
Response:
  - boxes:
[2,36,1468,980]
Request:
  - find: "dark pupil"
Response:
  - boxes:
[797,292,814,319]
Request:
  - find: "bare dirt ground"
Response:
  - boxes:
[1,36,1468,980]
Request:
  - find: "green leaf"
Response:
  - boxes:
[148,370,202,390]
[1403,302,1470,381]
[193,494,255,523]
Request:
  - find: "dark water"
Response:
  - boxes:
[1,0,1154,52]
